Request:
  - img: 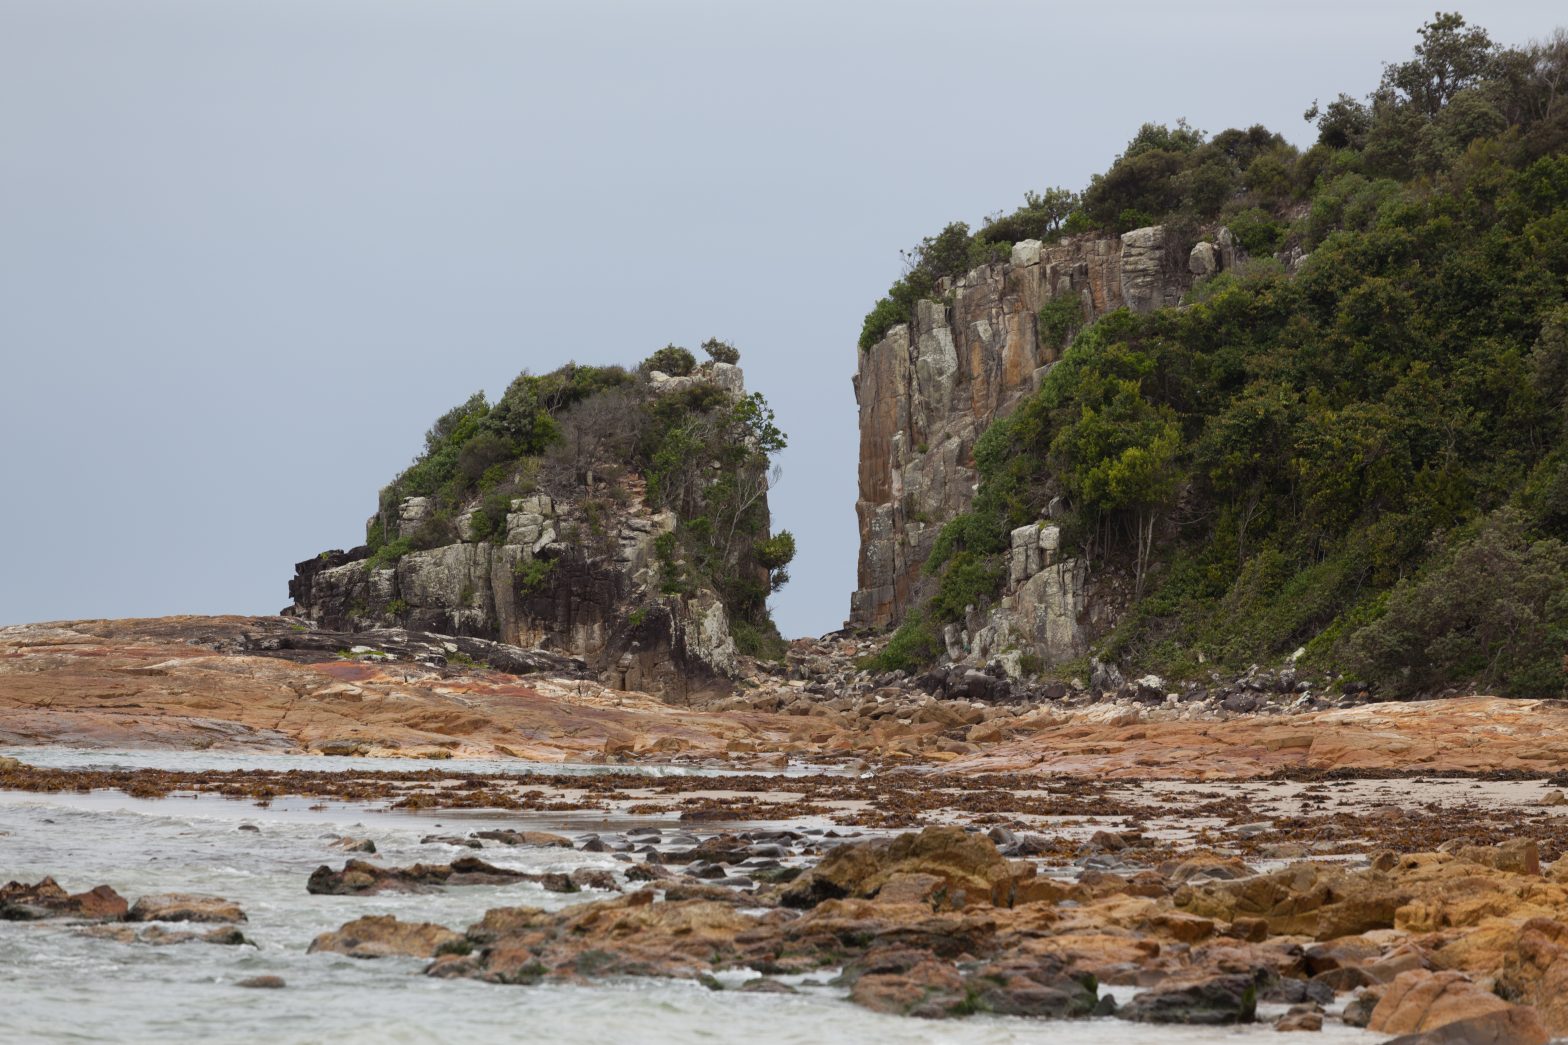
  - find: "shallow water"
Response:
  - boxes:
[1,745,826,778]
[0,750,1384,1044]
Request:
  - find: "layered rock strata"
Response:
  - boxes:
[850,227,1210,642]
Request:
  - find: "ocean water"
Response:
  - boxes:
[0,751,1384,1044]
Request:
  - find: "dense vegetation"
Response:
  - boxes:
[365,339,794,657]
[873,15,1568,698]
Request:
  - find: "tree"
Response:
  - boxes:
[1306,93,1373,149]
[978,187,1082,243]
[1381,12,1495,117]
[1050,378,1182,597]
[550,387,641,491]
[701,338,741,364]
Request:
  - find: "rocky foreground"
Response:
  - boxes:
[6,615,1568,778]
[11,806,1568,1041]
[12,616,1568,1038]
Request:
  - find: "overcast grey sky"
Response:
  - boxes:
[1,0,1561,636]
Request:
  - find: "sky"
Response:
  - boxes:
[1,0,1562,637]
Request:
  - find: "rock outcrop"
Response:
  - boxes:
[850,229,1203,635]
[849,226,1251,671]
[287,365,762,701]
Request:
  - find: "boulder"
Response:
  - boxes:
[1382,1011,1548,1043]
[308,915,463,959]
[1370,970,1546,1044]
[848,951,968,1019]
[128,893,246,924]
[1189,241,1220,277]
[0,878,127,921]
[1115,972,1259,1025]
[330,836,377,854]
[780,826,1024,909]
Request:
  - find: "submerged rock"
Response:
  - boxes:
[236,976,286,989]
[81,923,248,946]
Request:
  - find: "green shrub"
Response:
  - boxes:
[1344,509,1568,697]
[643,344,696,376]
[1037,293,1086,350]
[701,338,741,364]
[1224,207,1284,255]
[864,613,944,673]
[859,296,907,352]
[730,618,788,662]
[976,188,1081,244]
[366,536,412,571]
[513,557,555,594]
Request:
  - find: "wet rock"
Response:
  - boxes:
[1274,1003,1323,1031]
[1342,987,1382,1027]
[625,862,670,882]
[848,950,968,1019]
[128,893,247,924]
[236,975,286,989]
[330,836,377,854]
[80,924,249,946]
[0,878,128,922]
[473,830,574,849]
[962,954,1100,1018]
[306,857,530,895]
[539,873,579,894]
[422,834,482,849]
[1115,972,1260,1025]
[1262,976,1334,1006]
[568,868,620,892]
[739,978,796,994]
[308,915,463,959]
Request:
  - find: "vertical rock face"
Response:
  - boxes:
[849,228,1194,641]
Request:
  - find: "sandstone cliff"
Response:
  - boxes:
[287,360,780,701]
[850,226,1247,662]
